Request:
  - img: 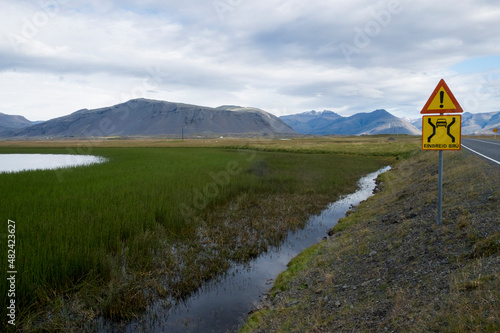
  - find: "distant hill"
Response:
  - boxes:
[3,99,297,138]
[281,109,420,135]
[280,111,342,134]
[0,112,33,131]
[410,111,500,135]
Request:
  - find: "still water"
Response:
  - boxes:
[98,166,391,333]
[0,154,107,173]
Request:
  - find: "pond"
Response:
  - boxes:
[97,166,391,332]
[0,154,107,173]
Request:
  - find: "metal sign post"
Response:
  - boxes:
[421,79,463,225]
[437,150,443,225]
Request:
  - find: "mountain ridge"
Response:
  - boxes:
[1,99,297,138]
[3,102,499,138]
[410,111,500,135]
[0,112,33,131]
[281,109,421,135]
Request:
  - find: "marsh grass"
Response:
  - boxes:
[0,143,393,331]
[242,148,499,332]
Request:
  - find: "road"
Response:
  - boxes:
[461,138,500,167]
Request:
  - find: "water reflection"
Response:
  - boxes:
[0,154,107,173]
[106,166,391,333]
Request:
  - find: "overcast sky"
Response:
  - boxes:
[1,0,500,121]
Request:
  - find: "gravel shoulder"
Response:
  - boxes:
[241,149,500,332]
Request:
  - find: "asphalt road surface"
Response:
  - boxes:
[462,138,500,168]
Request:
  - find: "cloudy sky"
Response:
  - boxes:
[1,0,500,121]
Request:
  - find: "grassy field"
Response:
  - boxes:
[0,135,420,156]
[0,136,419,331]
[241,147,499,332]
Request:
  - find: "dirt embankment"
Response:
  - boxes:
[242,150,500,332]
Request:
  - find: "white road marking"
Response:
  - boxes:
[461,144,500,165]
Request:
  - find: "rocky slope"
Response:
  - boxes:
[0,112,33,131]
[3,99,297,138]
[242,149,499,332]
[281,109,421,136]
[279,110,343,135]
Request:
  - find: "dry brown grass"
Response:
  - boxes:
[0,135,420,156]
[242,149,500,332]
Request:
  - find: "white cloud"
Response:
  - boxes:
[1,0,500,121]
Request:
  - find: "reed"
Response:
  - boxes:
[0,144,396,330]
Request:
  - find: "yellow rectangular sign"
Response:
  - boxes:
[422,115,461,150]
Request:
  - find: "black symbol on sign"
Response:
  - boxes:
[427,117,456,143]
[436,118,447,128]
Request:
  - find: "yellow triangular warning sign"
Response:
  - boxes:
[421,79,463,114]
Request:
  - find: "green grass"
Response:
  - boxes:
[1,148,249,311]
[241,147,499,333]
[271,243,324,297]
[0,144,396,330]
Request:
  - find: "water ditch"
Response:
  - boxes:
[101,166,391,332]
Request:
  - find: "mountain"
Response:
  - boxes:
[4,99,297,138]
[281,109,421,135]
[0,112,33,131]
[461,111,500,134]
[280,110,342,134]
[410,111,500,135]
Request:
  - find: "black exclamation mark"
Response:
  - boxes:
[440,91,444,108]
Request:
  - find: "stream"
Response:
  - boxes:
[99,166,390,333]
